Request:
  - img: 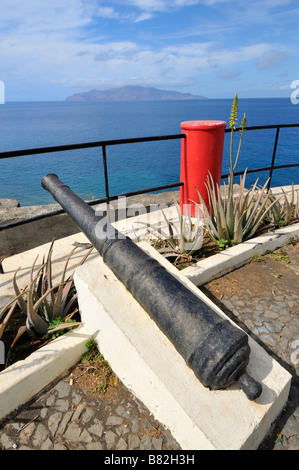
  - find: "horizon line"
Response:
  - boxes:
[2,96,290,104]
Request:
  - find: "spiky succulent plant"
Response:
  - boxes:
[266,183,299,227]
[196,94,284,247]
[133,201,203,258]
[0,240,93,366]
[197,171,282,246]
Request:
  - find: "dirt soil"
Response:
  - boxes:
[69,340,123,403]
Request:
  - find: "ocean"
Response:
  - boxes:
[0,98,298,206]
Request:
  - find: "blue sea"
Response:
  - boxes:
[0,98,298,206]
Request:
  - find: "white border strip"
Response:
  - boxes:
[0,326,92,422]
[183,223,299,286]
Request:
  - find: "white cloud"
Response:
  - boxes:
[1,0,296,99]
[96,6,120,19]
[53,42,276,93]
[126,0,233,10]
[0,0,95,33]
[133,12,154,22]
[256,49,289,70]
[220,71,241,80]
[1,14,280,96]
[62,76,197,89]
[126,0,200,12]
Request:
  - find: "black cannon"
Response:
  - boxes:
[42,174,262,401]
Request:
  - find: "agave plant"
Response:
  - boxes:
[0,240,93,365]
[197,171,283,246]
[133,202,203,258]
[174,203,203,255]
[196,94,284,247]
[0,291,28,342]
[266,184,299,227]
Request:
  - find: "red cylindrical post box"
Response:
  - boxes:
[180,120,226,216]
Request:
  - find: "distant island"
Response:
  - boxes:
[66,86,206,102]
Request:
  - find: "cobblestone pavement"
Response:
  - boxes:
[0,376,181,451]
[0,241,298,451]
[202,241,299,450]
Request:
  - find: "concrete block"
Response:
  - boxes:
[74,242,292,450]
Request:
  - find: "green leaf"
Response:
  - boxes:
[27,288,49,337]
[46,321,83,339]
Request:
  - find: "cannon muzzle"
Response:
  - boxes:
[42,174,262,401]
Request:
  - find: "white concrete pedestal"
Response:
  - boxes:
[74,242,292,450]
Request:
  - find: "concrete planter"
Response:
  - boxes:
[182,222,299,286]
[113,207,299,288]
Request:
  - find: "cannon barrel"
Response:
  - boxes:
[42,174,262,401]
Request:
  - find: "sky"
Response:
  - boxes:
[0,0,298,101]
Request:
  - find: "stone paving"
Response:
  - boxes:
[202,241,299,450]
[0,374,180,451]
[0,241,298,451]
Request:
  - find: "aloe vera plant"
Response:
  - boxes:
[196,94,283,247]
[266,183,299,226]
[174,203,203,254]
[133,202,203,257]
[0,240,93,365]
[197,171,281,246]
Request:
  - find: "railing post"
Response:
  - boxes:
[179,120,226,216]
[267,127,280,192]
[101,145,110,201]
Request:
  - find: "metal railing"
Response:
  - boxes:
[0,134,185,231]
[222,123,299,191]
[0,123,299,232]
